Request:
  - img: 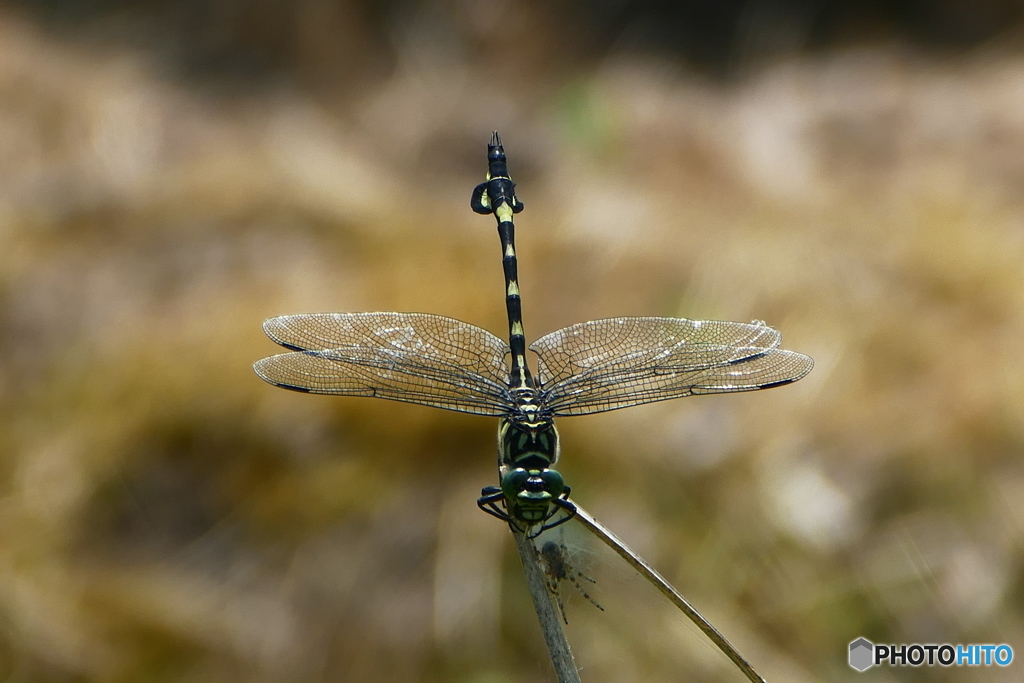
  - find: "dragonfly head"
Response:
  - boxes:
[499,467,566,525]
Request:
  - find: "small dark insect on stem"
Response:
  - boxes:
[538,540,604,625]
[510,527,582,683]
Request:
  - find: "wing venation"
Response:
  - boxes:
[254,312,513,416]
[531,317,812,416]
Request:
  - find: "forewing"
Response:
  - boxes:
[530,317,812,416]
[254,312,513,416]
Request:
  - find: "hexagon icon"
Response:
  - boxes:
[849,638,874,671]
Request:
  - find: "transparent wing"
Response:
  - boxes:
[254,312,513,416]
[531,317,813,417]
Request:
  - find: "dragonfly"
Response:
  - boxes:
[254,132,813,535]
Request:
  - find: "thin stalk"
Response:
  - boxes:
[511,526,582,683]
[572,503,768,683]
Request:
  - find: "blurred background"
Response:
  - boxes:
[1,1,1023,681]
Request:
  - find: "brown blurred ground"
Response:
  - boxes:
[0,2,1023,681]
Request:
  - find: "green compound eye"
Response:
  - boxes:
[501,468,531,498]
[538,469,564,496]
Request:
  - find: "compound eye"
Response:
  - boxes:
[538,469,565,496]
[501,468,531,497]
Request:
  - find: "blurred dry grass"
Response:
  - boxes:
[1,2,1023,681]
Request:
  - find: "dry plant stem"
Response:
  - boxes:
[511,526,582,683]
[572,503,768,683]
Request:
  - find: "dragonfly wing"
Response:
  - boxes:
[254,312,513,416]
[530,317,812,417]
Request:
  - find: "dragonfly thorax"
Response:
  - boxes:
[508,385,552,420]
[499,413,559,471]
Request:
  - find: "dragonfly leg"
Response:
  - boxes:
[531,496,578,536]
[478,487,530,533]
[477,487,513,522]
[470,182,491,214]
[551,493,578,519]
